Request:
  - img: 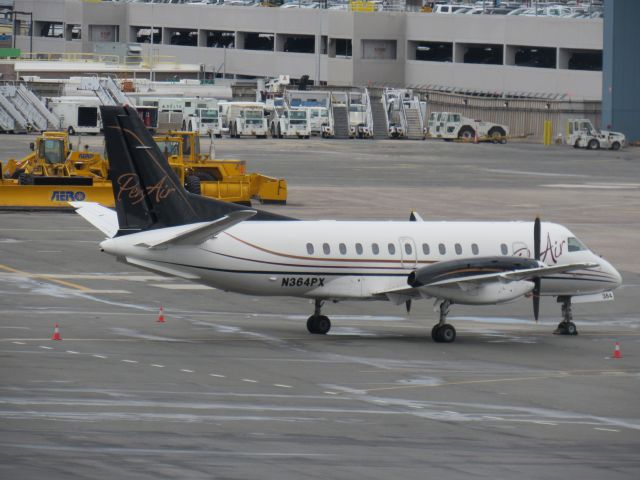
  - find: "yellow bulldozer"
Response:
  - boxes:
[156,131,287,205]
[1,130,287,209]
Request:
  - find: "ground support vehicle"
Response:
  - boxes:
[47,96,102,135]
[0,131,113,209]
[0,130,287,209]
[427,112,509,143]
[155,131,287,204]
[566,119,625,151]
[183,108,223,137]
[270,109,311,139]
[220,102,269,138]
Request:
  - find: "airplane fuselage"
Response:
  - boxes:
[101,220,621,303]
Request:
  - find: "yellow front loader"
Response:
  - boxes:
[1,132,114,209]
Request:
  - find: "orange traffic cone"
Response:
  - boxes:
[51,323,62,341]
[156,306,165,323]
[613,342,622,359]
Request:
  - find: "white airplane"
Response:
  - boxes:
[72,106,622,343]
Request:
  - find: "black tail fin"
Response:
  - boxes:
[101,106,293,235]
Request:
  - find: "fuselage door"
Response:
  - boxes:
[399,237,417,269]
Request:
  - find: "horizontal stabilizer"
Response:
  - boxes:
[142,210,256,249]
[70,201,119,238]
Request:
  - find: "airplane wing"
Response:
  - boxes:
[375,262,598,299]
[70,201,119,238]
[425,262,599,287]
[141,210,257,249]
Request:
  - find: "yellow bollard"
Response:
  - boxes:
[543,120,553,146]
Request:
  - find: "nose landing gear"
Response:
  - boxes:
[554,296,578,335]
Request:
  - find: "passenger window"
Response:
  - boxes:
[355,243,363,255]
[306,243,314,255]
[422,243,430,255]
[438,243,446,255]
[372,243,379,255]
[404,243,412,255]
[339,243,347,255]
[500,243,508,255]
[388,243,396,255]
[323,243,330,255]
[471,243,479,255]
[455,243,462,255]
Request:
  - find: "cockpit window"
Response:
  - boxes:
[567,237,587,252]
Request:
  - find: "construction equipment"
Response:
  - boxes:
[0,131,113,209]
[427,112,509,143]
[1,130,287,209]
[566,119,625,150]
[155,131,287,205]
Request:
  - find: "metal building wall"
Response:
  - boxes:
[602,0,640,142]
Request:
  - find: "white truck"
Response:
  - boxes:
[47,96,102,135]
[566,118,625,151]
[183,108,223,137]
[427,112,509,143]
[219,102,268,138]
[270,108,311,138]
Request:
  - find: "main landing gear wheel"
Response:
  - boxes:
[307,299,331,335]
[432,324,456,343]
[554,297,578,336]
[431,300,457,343]
[307,315,331,335]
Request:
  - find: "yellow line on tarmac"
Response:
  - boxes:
[0,263,93,292]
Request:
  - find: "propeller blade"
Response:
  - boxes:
[534,216,541,261]
[533,278,541,321]
[405,300,412,313]
[533,217,541,320]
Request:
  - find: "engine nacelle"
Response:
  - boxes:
[421,280,535,306]
[408,256,540,305]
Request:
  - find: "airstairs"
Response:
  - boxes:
[0,84,60,132]
[330,92,350,139]
[368,91,388,138]
[383,89,426,140]
[79,76,132,106]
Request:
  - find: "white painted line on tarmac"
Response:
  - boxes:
[324,391,338,395]
[11,341,26,345]
[122,359,138,364]
[66,350,79,354]
[39,346,53,350]
[209,373,226,378]
[274,384,293,389]
[36,251,62,253]
[151,284,216,290]
[93,354,107,359]
[534,421,558,426]
[181,369,194,373]
[483,416,504,421]
[594,427,620,432]
[241,378,258,383]
[79,290,131,294]
[151,364,165,368]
